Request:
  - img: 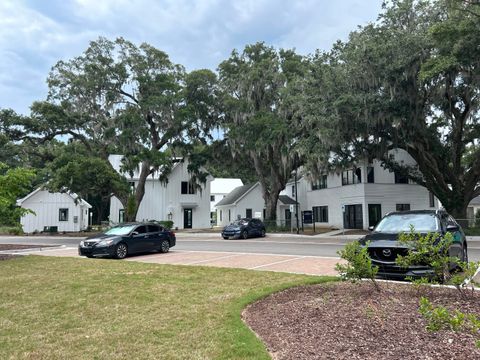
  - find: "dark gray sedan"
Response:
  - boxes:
[221,218,266,239]
[78,223,176,259]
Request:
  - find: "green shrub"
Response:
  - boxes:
[396,226,455,283]
[335,240,380,291]
[419,297,480,347]
[158,220,174,229]
[0,225,23,235]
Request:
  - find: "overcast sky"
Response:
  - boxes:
[0,0,383,115]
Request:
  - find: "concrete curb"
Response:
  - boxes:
[0,245,66,254]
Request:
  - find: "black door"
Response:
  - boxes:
[183,208,193,229]
[285,209,291,228]
[368,204,382,228]
[344,204,363,229]
[127,225,148,253]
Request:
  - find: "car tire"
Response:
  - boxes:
[114,243,128,259]
[260,229,266,237]
[242,230,248,239]
[86,254,94,259]
[160,240,170,253]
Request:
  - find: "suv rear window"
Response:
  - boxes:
[375,214,438,233]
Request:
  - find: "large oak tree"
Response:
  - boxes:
[304,0,480,219]
[218,43,306,221]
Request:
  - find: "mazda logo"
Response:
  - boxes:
[382,249,392,257]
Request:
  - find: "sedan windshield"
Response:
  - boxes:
[104,225,136,236]
[375,214,438,233]
[232,220,248,226]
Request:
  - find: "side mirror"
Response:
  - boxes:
[446,224,459,232]
[131,231,139,236]
[368,226,375,231]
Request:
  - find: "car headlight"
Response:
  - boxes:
[79,241,84,247]
[97,240,114,247]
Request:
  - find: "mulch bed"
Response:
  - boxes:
[243,282,480,360]
[0,244,56,261]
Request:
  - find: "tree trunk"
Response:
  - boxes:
[126,162,151,222]
[437,191,470,228]
[263,187,281,226]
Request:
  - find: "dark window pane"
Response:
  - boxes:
[367,167,374,183]
[394,171,408,184]
[246,209,252,218]
[355,168,361,183]
[181,181,188,194]
[59,208,69,221]
[135,225,147,234]
[148,225,160,233]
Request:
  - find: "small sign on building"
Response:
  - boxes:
[303,210,313,224]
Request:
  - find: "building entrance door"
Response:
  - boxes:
[183,208,193,229]
[344,204,363,229]
[368,204,382,228]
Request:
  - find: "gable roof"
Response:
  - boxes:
[17,187,92,208]
[278,195,298,205]
[215,183,259,207]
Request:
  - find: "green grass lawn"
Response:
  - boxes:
[0,256,334,359]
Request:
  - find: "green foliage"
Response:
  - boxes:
[43,37,217,221]
[158,220,174,229]
[218,43,306,220]
[0,225,24,235]
[335,240,380,291]
[475,209,480,228]
[0,163,36,226]
[46,150,130,222]
[396,227,455,282]
[419,296,480,346]
[125,195,137,223]
[419,297,466,332]
[302,0,480,219]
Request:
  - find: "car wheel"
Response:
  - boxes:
[242,230,248,239]
[86,254,94,259]
[114,243,128,259]
[260,229,266,237]
[160,240,170,253]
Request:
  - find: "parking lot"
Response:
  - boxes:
[6,244,343,276]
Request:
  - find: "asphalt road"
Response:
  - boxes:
[1,234,480,260]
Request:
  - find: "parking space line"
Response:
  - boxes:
[186,254,242,265]
[249,256,304,270]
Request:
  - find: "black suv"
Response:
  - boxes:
[79,223,176,259]
[222,218,266,239]
[360,210,468,279]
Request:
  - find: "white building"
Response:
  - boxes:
[215,182,297,227]
[108,155,212,229]
[210,178,243,223]
[287,149,439,230]
[17,188,92,233]
[467,196,480,224]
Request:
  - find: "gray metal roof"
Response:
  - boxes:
[215,183,258,207]
[470,196,480,205]
[278,195,298,205]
